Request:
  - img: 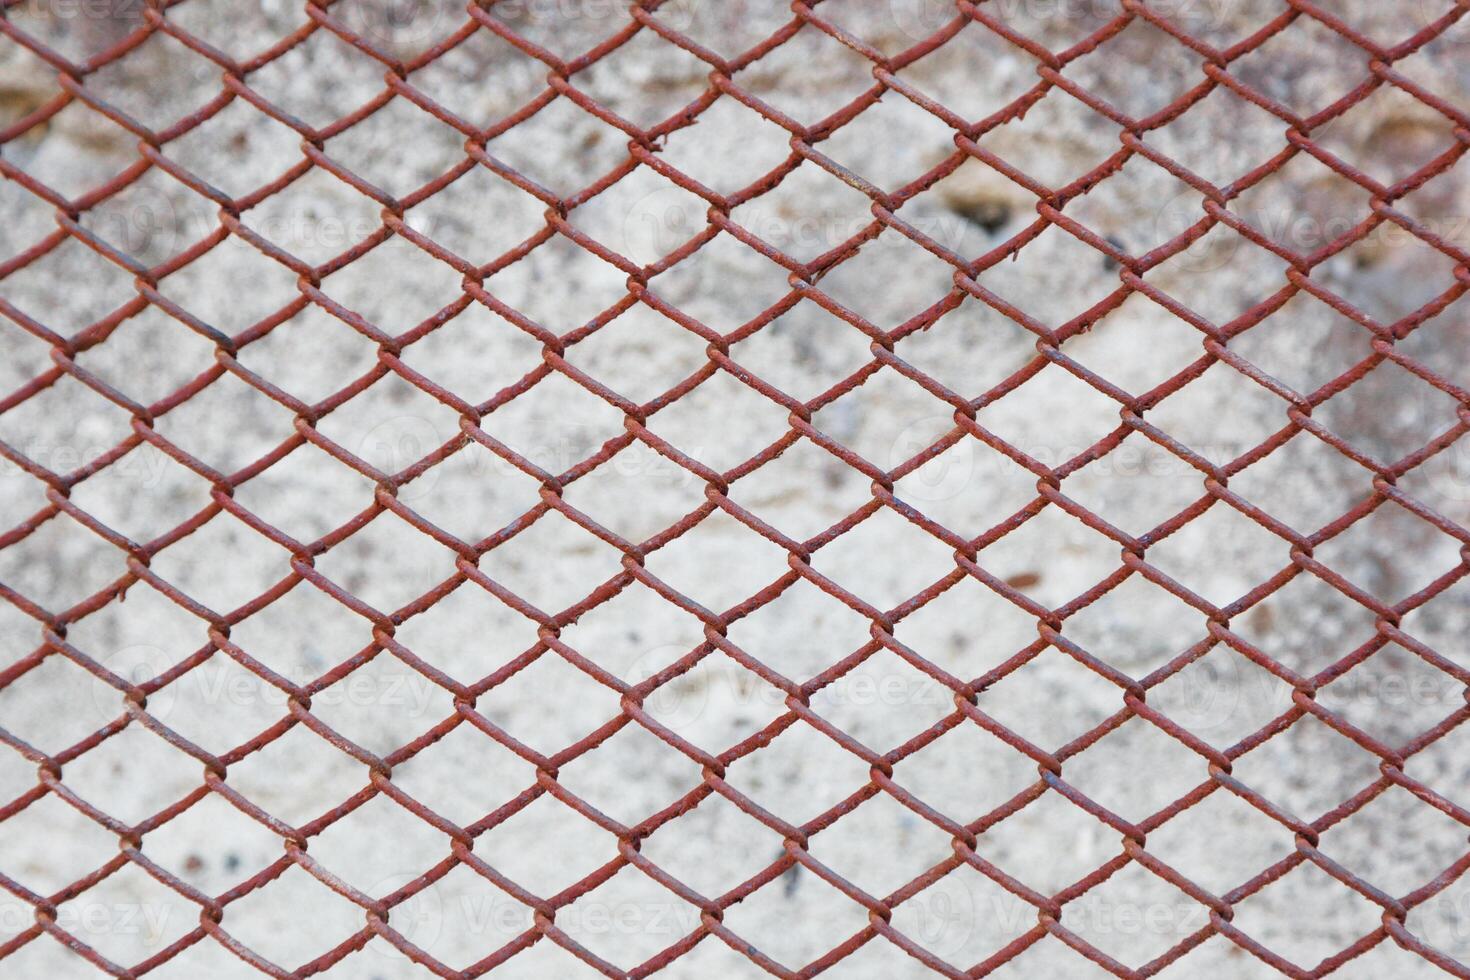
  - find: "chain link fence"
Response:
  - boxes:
[1,0,1470,977]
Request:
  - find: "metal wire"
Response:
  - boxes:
[1,0,1469,976]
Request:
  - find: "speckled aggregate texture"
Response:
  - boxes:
[1,1,1470,978]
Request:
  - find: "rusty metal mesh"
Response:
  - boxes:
[2,0,1470,977]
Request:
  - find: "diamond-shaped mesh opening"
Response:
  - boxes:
[218,862,368,968]
[572,28,709,130]
[389,722,537,827]
[0,511,128,612]
[1061,859,1208,966]
[150,233,301,333]
[891,721,1036,821]
[142,790,286,892]
[977,504,1122,610]
[555,865,701,969]
[1145,501,1291,607]
[556,722,702,826]
[77,166,218,270]
[717,865,870,973]
[224,722,368,828]
[1313,501,1463,603]
[321,97,467,200]
[568,166,710,270]
[51,858,198,965]
[1063,572,1205,675]
[306,792,451,893]
[471,792,619,898]
[977,647,1120,750]
[723,719,871,827]
[973,789,1115,895]
[1062,716,1207,821]
[818,234,961,329]
[807,790,955,896]
[1230,859,1386,970]
[237,166,386,269]
[5,3,1470,976]
[727,574,874,673]
[162,96,304,199]
[1064,16,1206,120]
[57,724,200,825]
[475,650,620,756]
[807,504,956,610]
[1230,568,1381,677]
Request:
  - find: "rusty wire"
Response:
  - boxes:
[1,0,1470,976]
